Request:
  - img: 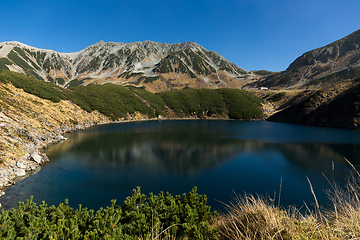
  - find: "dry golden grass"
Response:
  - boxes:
[213,163,360,240]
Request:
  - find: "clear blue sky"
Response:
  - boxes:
[0,0,359,71]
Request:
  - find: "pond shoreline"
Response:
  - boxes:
[0,113,239,206]
[0,120,111,198]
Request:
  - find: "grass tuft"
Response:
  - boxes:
[214,160,360,239]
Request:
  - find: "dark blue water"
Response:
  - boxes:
[1,120,360,212]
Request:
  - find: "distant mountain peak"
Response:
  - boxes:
[0,40,255,92]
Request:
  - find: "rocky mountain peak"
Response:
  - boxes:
[0,40,255,92]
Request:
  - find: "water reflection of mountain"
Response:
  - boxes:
[46,128,360,176]
[47,130,250,174]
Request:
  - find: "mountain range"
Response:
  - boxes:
[1,29,360,129]
[0,40,256,92]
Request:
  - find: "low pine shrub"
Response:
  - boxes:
[0,187,218,239]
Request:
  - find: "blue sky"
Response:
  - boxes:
[0,0,359,71]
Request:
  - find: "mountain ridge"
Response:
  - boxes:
[0,40,255,92]
[246,29,360,89]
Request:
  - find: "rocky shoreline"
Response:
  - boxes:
[0,82,117,206]
[0,121,113,201]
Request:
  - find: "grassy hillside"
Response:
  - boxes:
[0,70,264,121]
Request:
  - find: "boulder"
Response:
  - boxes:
[30,153,42,164]
[16,161,26,169]
[16,169,26,177]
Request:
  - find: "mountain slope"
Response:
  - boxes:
[0,41,256,92]
[249,29,360,89]
[267,80,360,128]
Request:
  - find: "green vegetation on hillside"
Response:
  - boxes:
[218,89,264,119]
[7,48,43,80]
[268,92,286,102]
[251,70,273,76]
[143,76,160,83]
[0,188,218,239]
[118,72,143,79]
[0,70,67,103]
[158,88,264,119]
[56,77,66,85]
[0,58,12,70]
[156,58,173,73]
[71,84,155,119]
[127,86,167,116]
[65,79,85,88]
[0,70,264,121]
[263,72,294,87]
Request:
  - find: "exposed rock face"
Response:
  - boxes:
[0,41,257,92]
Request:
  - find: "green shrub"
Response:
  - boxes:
[143,76,160,83]
[252,70,273,76]
[269,92,286,102]
[56,78,66,85]
[0,188,218,239]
